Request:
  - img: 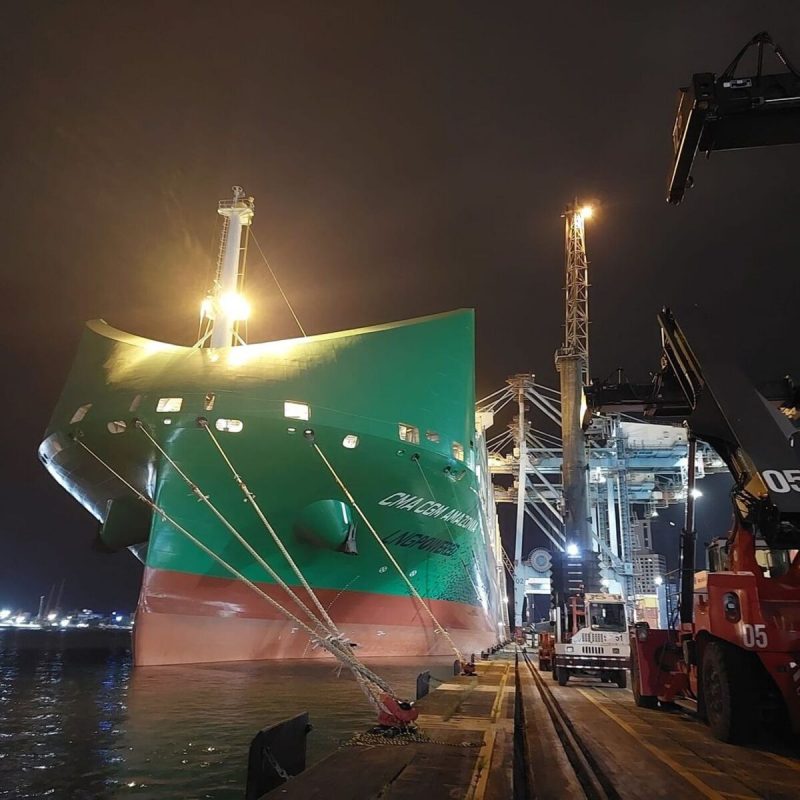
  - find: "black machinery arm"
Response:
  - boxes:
[668,31,800,204]
[587,308,800,548]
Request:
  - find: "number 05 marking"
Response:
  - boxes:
[742,623,768,648]
[762,469,800,493]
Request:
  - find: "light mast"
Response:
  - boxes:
[555,200,598,591]
[508,373,534,634]
[201,186,255,348]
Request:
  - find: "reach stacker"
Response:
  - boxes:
[589,309,800,743]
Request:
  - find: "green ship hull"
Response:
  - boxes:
[40,309,507,664]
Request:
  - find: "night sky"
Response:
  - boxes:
[2,3,799,612]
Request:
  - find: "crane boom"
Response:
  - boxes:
[587,308,800,549]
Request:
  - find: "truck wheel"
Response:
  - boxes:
[552,665,558,682]
[701,640,755,743]
[615,670,627,689]
[557,666,569,686]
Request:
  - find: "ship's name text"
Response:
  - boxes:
[378,492,479,533]
[382,530,460,557]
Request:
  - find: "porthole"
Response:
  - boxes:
[425,431,440,443]
[157,397,183,413]
[204,393,216,411]
[215,418,243,433]
[342,434,359,449]
[284,401,310,421]
[452,442,465,461]
[107,420,127,434]
[129,395,142,412]
[70,403,92,424]
[398,423,419,444]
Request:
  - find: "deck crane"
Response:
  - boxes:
[587,309,800,742]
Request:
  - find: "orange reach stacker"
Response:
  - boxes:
[588,308,800,743]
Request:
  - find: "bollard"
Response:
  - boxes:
[416,670,432,700]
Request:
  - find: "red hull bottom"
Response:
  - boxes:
[133,567,499,666]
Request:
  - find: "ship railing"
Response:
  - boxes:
[218,197,254,211]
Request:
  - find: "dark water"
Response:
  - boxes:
[0,629,453,799]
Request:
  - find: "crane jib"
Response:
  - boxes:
[586,308,800,547]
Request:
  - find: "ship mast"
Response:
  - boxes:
[200,186,255,348]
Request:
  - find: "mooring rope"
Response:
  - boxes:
[136,422,398,701]
[73,436,394,709]
[341,730,483,748]
[134,421,341,641]
[198,419,342,637]
[311,442,466,663]
[251,231,307,338]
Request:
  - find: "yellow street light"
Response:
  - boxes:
[580,205,594,219]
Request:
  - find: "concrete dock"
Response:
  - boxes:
[271,659,513,800]
[264,649,800,799]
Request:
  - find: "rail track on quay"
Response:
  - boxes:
[516,649,617,800]
[515,648,800,800]
[259,649,800,799]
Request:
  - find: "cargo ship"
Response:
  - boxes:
[39,188,508,666]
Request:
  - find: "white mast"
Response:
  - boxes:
[206,186,255,348]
